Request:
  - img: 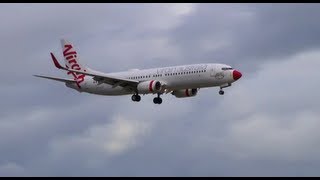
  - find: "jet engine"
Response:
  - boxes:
[137,80,162,94]
[172,88,198,98]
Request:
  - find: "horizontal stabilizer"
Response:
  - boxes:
[33,75,76,83]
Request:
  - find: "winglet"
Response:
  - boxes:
[50,52,66,70]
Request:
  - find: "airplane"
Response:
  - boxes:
[34,39,242,104]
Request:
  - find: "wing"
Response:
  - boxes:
[66,68,139,88]
[50,53,139,89]
[33,75,77,83]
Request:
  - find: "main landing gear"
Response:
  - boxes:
[131,93,163,104]
[153,93,162,104]
[131,94,141,102]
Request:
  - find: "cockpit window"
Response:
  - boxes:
[221,67,233,70]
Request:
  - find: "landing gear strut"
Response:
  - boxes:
[153,93,162,104]
[131,94,141,102]
[219,83,231,95]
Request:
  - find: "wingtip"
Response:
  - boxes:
[50,52,65,69]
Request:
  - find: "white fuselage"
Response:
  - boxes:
[66,63,236,96]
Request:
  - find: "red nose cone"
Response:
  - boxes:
[233,70,242,80]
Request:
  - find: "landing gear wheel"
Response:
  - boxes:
[136,95,141,102]
[131,94,141,102]
[131,95,136,101]
[219,90,224,95]
[153,97,162,104]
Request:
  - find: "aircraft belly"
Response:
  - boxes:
[98,84,132,95]
[82,82,131,96]
[165,76,216,90]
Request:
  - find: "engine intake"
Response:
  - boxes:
[137,80,162,94]
[172,88,198,98]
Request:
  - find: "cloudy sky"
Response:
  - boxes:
[1,3,320,176]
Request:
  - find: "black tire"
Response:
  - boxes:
[131,95,136,101]
[219,90,224,95]
[158,98,162,104]
[153,97,158,104]
[136,95,141,102]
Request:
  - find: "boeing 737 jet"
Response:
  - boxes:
[34,39,242,104]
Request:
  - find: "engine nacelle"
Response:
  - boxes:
[172,88,198,98]
[137,80,162,94]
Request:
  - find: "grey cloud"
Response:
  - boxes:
[0,163,26,176]
[170,3,320,73]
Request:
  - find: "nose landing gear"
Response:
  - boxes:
[219,89,224,95]
[218,83,231,95]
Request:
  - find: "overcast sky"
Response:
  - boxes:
[1,3,320,176]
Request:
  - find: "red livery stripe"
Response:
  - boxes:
[149,80,154,92]
[185,89,190,96]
